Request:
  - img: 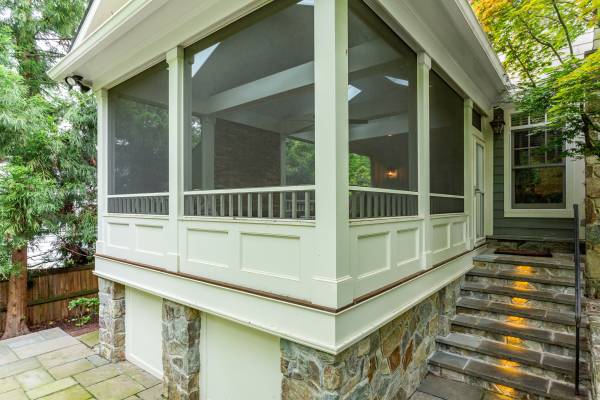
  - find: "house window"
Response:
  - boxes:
[107,62,169,195]
[184,1,314,191]
[472,108,482,131]
[347,0,418,193]
[429,71,464,214]
[511,127,565,208]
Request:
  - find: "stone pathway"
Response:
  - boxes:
[0,328,162,400]
[409,375,513,400]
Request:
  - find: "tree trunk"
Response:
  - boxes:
[2,247,29,339]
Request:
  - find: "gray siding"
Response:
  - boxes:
[493,134,573,240]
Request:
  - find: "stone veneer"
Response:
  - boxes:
[587,299,600,398]
[98,277,126,362]
[162,299,201,400]
[280,278,462,400]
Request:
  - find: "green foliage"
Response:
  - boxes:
[0,0,95,276]
[68,296,99,327]
[349,153,371,186]
[472,0,600,157]
[285,139,315,185]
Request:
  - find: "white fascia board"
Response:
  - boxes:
[450,0,509,92]
[48,0,166,81]
[96,245,484,354]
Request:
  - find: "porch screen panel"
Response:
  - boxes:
[429,71,464,214]
[183,1,315,219]
[107,62,169,214]
[347,0,418,218]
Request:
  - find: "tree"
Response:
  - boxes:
[472,0,600,296]
[0,0,92,338]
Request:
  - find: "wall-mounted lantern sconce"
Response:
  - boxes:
[490,107,505,135]
[64,75,91,93]
[385,168,398,179]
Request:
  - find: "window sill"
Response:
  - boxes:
[503,208,573,219]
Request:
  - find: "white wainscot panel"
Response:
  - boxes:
[104,216,172,269]
[350,218,424,298]
[179,219,315,300]
[430,214,468,265]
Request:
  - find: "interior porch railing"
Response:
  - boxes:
[349,187,418,219]
[183,186,315,220]
[107,193,169,215]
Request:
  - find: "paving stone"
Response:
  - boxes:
[74,364,121,387]
[409,391,443,400]
[13,335,80,359]
[38,384,92,400]
[0,357,41,379]
[38,344,95,369]
[0,346,18,366]
[0,376,19,393]
[417,374,483,400]
[87,374,145,400]
[48,358,95,380]
[468,267,575,287]
[77,331,100,348]
[15,368,55,390]
[0,388,27,400]
[136,384,163,400]
[39,328,69,341]
[2,332,44,349]
[462,282,576,305]
[86,354,109,367]
[116,362,161,388]
[473,252,576,270]
[26,377,77,399]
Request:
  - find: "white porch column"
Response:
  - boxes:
[166,47,185,272]
[95,89,108,255]
[417,53,431,268]
[464,99,474,250]
[313,0,351,308]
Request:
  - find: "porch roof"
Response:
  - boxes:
[49,0,509,112]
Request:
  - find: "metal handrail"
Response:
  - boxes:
[574,204,581,395]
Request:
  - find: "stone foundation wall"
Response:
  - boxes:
[281,278,462,400]
[587,299,600,399]
[162,299,201,400]
[98,278,126,362]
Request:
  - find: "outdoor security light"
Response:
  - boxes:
[64,75,91,93]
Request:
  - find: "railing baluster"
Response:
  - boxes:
[280,192,285,218]
[248,193,253,218]
[237,194,242,217]
[291,192,297,219]
[305,191,310,219]
[268,192,274,218]
[228,194,233,217]
[220,194,225,217]
[258,193,263,218]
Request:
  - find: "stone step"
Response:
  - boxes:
[450,314,589,354]
[467,266,578,288]
[437,332,589,381]
[457,296,588,329]
[473,253,579,271]
[473,261,578,281]
[429,351,588,400]
[462,281,578,311]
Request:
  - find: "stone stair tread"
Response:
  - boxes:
[462,281,578,305]
[468,267,576,287]
[473,252,580,270]
[429,351,587,400]
[451,314,588,351]
[457,297,587,327]
[437,332,588,377]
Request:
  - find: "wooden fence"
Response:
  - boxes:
[0,264,98,332]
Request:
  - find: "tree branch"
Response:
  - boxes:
[506,41,537,86]
[551,0,574,56]
[516,15,564,64]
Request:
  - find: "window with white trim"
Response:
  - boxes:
[511,113,565,209]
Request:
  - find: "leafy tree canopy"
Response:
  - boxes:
[472,0,600,157]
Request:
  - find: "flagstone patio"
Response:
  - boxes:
[0,328,162,400]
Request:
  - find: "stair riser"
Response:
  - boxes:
[450,324,589,361]
[473,261,578,280]
[428,365,547,400]
[465,275,576,295]
[438,342,587,386]
[456,307,584,335]
[461,289,575,313]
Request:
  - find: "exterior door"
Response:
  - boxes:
[474,140,485,244]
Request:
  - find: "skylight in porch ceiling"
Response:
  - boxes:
[192,43,220,77]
